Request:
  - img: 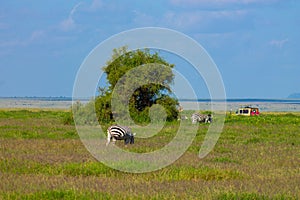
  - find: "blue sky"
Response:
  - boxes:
[0,0,299,98]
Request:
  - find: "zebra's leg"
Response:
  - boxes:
[130,135,134,144]
[112,137,117,145]
[192,118,196,124]
[124,136,129,145]
[106,130,111,146]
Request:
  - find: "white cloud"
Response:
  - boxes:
[269,38,289,48]
[60,18,75,32]
[59,2,83,31]
[58,1,105,31]
[0,29,48,50]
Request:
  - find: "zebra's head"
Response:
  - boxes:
[124,132,135,145]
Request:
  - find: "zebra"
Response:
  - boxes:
[106,125,135,146]
[191,113,212,124]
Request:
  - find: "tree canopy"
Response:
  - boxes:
[95,46,179,124]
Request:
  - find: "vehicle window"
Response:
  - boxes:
[243,109,249,114]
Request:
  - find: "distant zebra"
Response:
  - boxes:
[106,125,135,146]
[191,113,212,124]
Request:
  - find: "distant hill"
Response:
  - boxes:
[288,93,300,99]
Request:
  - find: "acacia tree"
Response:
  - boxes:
[95,46,179,124]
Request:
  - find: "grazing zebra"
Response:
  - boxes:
[191,113,212,124]
[106,125,135,146]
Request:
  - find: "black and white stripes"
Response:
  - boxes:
[191,113,212,124]
[106,125,135,146]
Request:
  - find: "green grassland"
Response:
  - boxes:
[0,109,299,199]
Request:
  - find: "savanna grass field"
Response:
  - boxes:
[0,108,299,199]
